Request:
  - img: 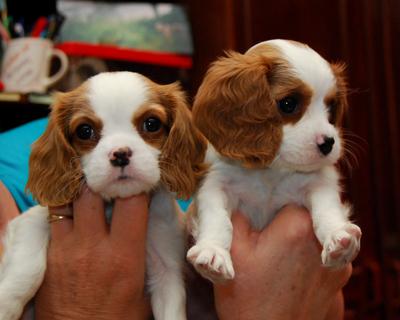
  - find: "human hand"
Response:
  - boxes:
[214,205,352,320]
[35,187,151,320]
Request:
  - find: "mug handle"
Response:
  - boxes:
[44,48,69,88]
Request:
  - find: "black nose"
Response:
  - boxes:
[318,137,335,156]
[110,148,132,167]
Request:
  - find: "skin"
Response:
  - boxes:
[0,181,19,254]
[34,188,151,320]
[214,206,352,320]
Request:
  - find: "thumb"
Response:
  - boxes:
[231,211,254,254]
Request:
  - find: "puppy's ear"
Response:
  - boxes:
[330,62,348,126]
[158,83,208,200]
[26,93,83,206]
[192,51,283,168]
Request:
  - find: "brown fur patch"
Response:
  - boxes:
[327,63,348,126]
[133,104,169,149]
[249,44,314,124]
[145,80,208,199]
[26,84,91,206]
[69,110,103,154]
[270,77,313,124]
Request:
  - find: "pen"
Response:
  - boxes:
[30,16,48,37]
[48,14,65,40]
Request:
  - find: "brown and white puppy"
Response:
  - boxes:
[187,40,361,282]
[0,72,207,320]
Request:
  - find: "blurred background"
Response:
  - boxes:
[0,0,399,319]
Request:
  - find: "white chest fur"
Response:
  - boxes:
[188,156,361,283]
[217,162,317,230]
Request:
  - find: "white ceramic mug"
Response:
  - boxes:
[1,37,69,93]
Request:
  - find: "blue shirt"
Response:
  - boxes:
[0,118,191,212]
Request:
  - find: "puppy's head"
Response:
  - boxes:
[27,72,207,206]
[193,39,348,172]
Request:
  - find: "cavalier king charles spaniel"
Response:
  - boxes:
[187,39,361,282]
[0,72,206,320]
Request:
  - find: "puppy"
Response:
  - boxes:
[187,39,361,282]
[0,72,207,320]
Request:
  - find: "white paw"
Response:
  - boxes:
[187,243,234,282]
[321,224,361,268]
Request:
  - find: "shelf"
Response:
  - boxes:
[0,93,53,106]
[56,42,193,69]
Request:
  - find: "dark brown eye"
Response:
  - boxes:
[327,100,338,124]
[76,124,94,140]
[143,117,162,133]
[277,96,299,114]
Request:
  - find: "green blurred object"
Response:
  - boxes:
[57,1,193,55]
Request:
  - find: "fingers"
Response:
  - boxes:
[231,212,259,260]
[110,193,149,249]
[324,291,345,320]
[260,204,316,245]
[73,187,107,237]
[323,263,353,292]
[230,212,254,255]
[48,205,73,241]
[232,212,252,240]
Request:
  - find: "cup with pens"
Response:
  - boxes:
[0,14,69,93]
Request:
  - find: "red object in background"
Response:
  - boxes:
[30,17,48,37]
[0,81,4,91]
[56,42,193,69]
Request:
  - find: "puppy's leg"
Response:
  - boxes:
[0,206,49,320]
[309,167,361,268]
[147,190,186,320]
[186,173,235,282]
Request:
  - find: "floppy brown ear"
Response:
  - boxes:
[158,83,208,200]
[330,62,349,126]
[192,51,283,168]
[26,93,83,206]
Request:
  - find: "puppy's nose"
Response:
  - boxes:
[317,136,335,156]
[109,147,132,167]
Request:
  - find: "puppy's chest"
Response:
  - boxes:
[224,169,316,229]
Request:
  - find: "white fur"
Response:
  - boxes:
[0,72,186,320]
[188,41,361,282]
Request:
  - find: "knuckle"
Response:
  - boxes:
[282,208,314,245]
[328,263,353,291]
[340,263,353,286]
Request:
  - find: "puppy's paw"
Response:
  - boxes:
[187,243,234,282]
[321,223,361,268]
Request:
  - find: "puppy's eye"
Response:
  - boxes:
[327,100,338,124]
[76,124,94,140]
[277,96,299,114]
[143,117,162,133]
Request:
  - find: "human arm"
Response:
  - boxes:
[214,205,352,320]
[0,181,20,229]
[35,188,151,320]
[0,181,20,254]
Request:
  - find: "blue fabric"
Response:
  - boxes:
[0,118,191,212]
[0,118,48,211]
